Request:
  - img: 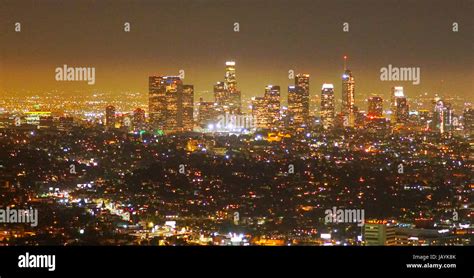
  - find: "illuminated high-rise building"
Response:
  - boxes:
[163,76,182,132]
[132,108,146,131]
[252,96,269,129]
[212,62,241,115]
[224,61,241,114]
[341,56,355,126]
[396,98,409,124]
[288,74,310,129]
[224,61,236,92]
[149,76,167,130]
[368,96,383,117]
[105,105,116,128]
[181,85,194,131]
[148,75,192,133]
[264,85,281,128]
[295,74,310,122]
[295,73,310,92]
[463,108,474,137]
[198,98,219,130]
[391,86,408,124]
[227,91,242,114]
[214,81,226,106]
[320,84,335,130]
[250,85,281,129]
[288,86,304,128]
[433,99,453,134]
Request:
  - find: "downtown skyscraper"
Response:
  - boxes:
[252,96,269,129]
[288,74,310,130]
[391,86,409,124]
[341,56,355,127]
[251,85,281,130]
[148,76,194,133]
[181,85,195,131]
[214,81,226,106]
[265,85,281,129]
[432,98,453,134]
[321,84,335,130]
[198,98,219,129]
[132,108,146,131]
[368,96,384,117]
[463,108,474,137]
[212,61,242,115]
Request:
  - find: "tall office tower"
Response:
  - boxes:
[198,98,219,129]
[149,76,167,129]
[224,61,241,114]
[148,75,193,133]
[354,106,366,127]
[463,108,474,137]
[264,85,281,128]
[181,85,194,131]
[132,108,146,131]
[163,76,182,132]
[105,105,116,128]
[396,97,409,123]
[368,96,383,117]
[391,86,408,124]
[288,73,310,129]
[320,84,335,130]
[224,61,236,92]
[433,99,453,134]
[228,90,242,114]
[295,73,310,121]
[288,86,304,128]
[214,81,226,106]
[364,221,396,246]
[252,96,269,129]
[341,56,355,126]
[444,104,453,132]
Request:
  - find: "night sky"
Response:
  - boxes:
[0,0,472,102]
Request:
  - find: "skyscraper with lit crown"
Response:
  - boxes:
[224,61,241,114]
[321,84,335,130]
[391,86,408,124]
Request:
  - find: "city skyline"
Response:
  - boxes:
[2,57,471,138]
